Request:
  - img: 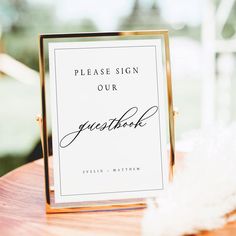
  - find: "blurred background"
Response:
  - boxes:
[0,0,236,176]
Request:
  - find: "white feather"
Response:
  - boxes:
[142,124,236,236]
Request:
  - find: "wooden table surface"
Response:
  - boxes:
[0,157,236,236]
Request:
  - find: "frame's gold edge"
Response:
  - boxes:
[38,35,51,206]
[39,30,175,213]
[46,202,146,214]
[163,32,175,181]
[39,29,169,39]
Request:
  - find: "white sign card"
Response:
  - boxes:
[49,39,168,203]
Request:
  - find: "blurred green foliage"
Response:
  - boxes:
[1,1,97,70]
[2,0,235,71]
[0,155,27,176]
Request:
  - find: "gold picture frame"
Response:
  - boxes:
[37,30,175,213]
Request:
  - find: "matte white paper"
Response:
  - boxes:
[48,39,168,203]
